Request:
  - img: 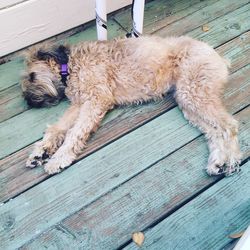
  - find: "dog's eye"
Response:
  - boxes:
[29,72,36,82]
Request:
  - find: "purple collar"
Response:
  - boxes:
[60,64,69,85]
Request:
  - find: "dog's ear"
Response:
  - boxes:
[37,45,70,64]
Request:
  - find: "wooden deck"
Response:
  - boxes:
[0,0,250,249]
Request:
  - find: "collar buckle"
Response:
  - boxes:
[60,64,69,85]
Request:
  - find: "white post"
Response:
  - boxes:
[132,0,145,37]
[95,0,107,40]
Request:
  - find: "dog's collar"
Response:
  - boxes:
[60,64,69,85]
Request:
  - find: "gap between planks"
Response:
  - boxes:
[123,161,250,250]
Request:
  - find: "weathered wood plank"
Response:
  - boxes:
[0,101,69,160]
[0,106,202,249]
[0,19,124,93]
[0,84,28,123]
[114,0,212,33]
[124,161,250,250]
[0,63,249,203]
[0,97,174,200]
[118,0,249,37]
[20,107,250,250]
[116,0,248,36]
[187,4,250,48]
[217,31,250,72]
[154,1,250,40]
[0,57,23,92]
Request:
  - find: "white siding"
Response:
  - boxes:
[0,0,24,9]
[0,0,131,57]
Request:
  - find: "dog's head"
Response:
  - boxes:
[21,45,69,108]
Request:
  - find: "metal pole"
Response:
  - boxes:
[95,0,107,40]
[132,0,145,37]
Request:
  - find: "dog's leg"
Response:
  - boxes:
[26,105,80,168]
[44,99,111,174]
[175,82,242,176]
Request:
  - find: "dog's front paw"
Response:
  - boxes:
[44,160,62,175]
[44,156,72,175]
[26,143,50,168]
[206,160,241,176]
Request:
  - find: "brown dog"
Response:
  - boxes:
[21,36,242,175]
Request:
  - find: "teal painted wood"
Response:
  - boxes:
[0,101,69,159]
[155,0,250,40]
[0,97,176,202]
[217,31,250,72]
[0,96,170,161]
[0,84,28,123]
[67,21,126,45]
[114,0,212,33]
[20,108,250,250]
[187,3,250,48]
[124,160,250,250]
[0,98,135,160]
[0,20,124,93]
[224,65,250,113]
[0,57,23,92]
[0,107,201,249]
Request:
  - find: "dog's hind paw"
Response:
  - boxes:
[223,163,241,176]
[206,162,241,176]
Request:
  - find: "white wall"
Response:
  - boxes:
[0,0,131,57]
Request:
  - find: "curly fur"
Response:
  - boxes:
[21,36,242,175]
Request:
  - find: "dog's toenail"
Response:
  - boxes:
[218,168,224,174]
[42,151,49,160]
